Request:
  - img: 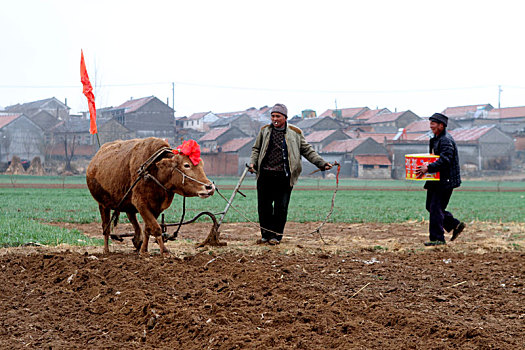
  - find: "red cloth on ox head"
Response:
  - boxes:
[172,139,202,166]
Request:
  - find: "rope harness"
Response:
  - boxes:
[105,147,207,239]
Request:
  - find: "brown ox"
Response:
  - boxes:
[86,137,214,255]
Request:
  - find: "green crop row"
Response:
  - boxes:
[1,187,523,247]
[1,174,524,190]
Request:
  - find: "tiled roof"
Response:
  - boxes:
[116,96,155,113]
[295,118,321,128]
[323,138,368,153]
[305,129,338,143]
[211,115,238,127]
[442,104,491,117]
[486,106,525,119]
[415,125,495,141]
[356,133,396,143]
[50,119,91,133]
[355,155,391,165]
[319,107,367,119]
[188,111,210,120]
[216,106,271,120]
[365,111,405,124]
[449,125,496,141]
[0,113,23,129]
[199,127,229,141]
[405,119,429,132]
[221,137,254,152]
[29,111,61,130]
[5,97,70,113]
[349,132,424,143]
[355,108,391,120]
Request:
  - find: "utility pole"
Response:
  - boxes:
[172,82,175,117]
[498,85,502,108]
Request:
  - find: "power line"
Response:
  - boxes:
[0,82,501,94]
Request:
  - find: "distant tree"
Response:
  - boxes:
[63,133,77,173]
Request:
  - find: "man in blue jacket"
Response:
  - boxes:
[416,113,466,246]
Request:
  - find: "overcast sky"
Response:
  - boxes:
[1,0,524,118]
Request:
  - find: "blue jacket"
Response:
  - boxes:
[425,129,461,190]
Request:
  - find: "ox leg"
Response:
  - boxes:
[126,212,143,252]
[99,205,111,254]
[138,209,170,256]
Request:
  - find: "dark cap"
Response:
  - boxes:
[429,113,448,127]
[271,103,288,118]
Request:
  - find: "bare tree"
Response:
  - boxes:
[63,133,77,173]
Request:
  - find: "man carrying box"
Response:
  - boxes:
[416,113,466,246]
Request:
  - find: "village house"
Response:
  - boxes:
[318,107,369,121]
[360,110,421,133]
[198,126,247,152]
[4,97,70,121]
[47,117,96,160]
[354,154,392,179]
[305,129,350,153]
[481,106,525,134]
[0,113,44,165]
[209,114,263,137]
[320,137,390,178]
[98,96,174,142]
[446,125,515,172]
[216,106,272,123]
[182,111,219,131]
[442,104,494,128]
[354,108,392,121]
[220,137,255,175]
[294,116,346,134]
[96,119,134,145]
[27,110,61,132]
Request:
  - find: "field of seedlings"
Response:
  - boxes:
[0,175,524,348]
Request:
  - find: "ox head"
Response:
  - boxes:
[154,145,215,198]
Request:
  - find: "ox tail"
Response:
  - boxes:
[108,210,123,242]
[112,210,120,229]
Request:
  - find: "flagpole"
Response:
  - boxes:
[95,133,101,148]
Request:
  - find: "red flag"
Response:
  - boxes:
[80,50,97,134]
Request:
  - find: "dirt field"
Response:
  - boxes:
[1,221,524,349]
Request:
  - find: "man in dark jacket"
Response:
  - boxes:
[249,103,332,245]
[416,112,465,246]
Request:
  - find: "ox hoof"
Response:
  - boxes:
[132,238,143,251]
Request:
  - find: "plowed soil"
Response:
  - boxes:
[1,221,524,349]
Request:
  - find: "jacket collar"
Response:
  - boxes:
[432,128,447,140]
[270,121,287,132]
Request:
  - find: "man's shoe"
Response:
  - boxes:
[424,240,446,246]
[268,238,280,245]
[256,238,269,244]
[451,222,466,241]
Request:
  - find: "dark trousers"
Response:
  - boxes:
[426,188,460,242]
[256,171,293,241]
